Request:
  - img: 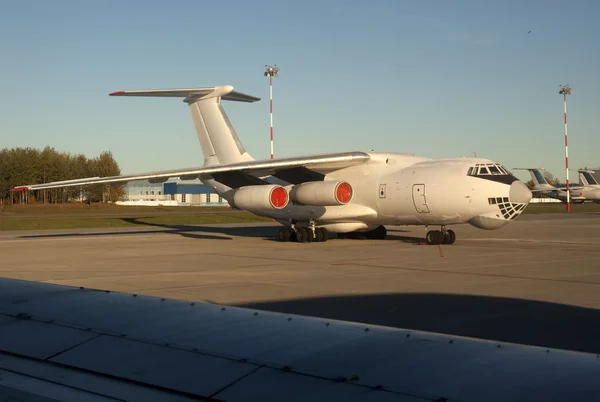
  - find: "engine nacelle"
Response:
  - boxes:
[289,181,353,206]
[232,184,289,211]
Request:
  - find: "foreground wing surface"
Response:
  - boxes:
[12,152,370,191]
[1,278,599,402]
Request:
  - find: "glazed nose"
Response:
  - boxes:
[510,181,532,204]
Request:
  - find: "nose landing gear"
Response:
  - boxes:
[426,226,456,245]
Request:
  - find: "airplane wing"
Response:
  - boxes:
[11,151,370,192]
[555,186,584,191]
[1,278,599,402]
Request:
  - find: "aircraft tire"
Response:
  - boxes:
[278,227,291,242]
[426,230,444,245]
[315,228,324,242]
[320,227,329,242]
[296,227,310,243]
[304,227,313,243]
[426,230,436,245]
[444,230,456,245]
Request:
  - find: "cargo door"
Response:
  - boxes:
[412,184,430,213]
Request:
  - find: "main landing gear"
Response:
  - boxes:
[277,222,329,243]
[426,226,456,245]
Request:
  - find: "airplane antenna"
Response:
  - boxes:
[264,65,280,159]
[559,84,572,212]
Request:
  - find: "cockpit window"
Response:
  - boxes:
[467,163,511,177]
[488,165,501,175]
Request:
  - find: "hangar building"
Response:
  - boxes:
[120,180,228,207]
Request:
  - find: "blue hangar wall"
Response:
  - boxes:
[123,180,228,206]
[163,182,228,206]
[163,183,214,195]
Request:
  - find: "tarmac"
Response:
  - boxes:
[1,212,600,354]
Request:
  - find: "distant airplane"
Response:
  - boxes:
[513,167,587,203]
[12,85,532,245]
[576,169,600,203]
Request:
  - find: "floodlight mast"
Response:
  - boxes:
[559,85,572,212]
[264,65,279,159]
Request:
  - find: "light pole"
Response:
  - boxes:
[559,84,572,212]
[264,65,279,159]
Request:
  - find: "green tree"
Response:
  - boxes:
[1,147,125,204]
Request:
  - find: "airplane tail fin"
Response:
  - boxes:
[110,85,259,166]
[579,169,599,186]
[513,168,556,190]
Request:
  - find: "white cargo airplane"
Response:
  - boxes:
[577,169,600,203]
[12,85,532,245]
[513,167,587,203]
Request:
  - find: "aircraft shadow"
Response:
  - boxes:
[18,219,423,243]
[236,293,600,354]
[18,217,277,241]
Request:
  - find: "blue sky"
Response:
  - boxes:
[1,0,599,183]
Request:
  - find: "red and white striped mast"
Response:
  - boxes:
[559,84,572,212]
[264,65,279,159]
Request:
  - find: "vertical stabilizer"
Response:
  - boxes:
[110,85,259,166]
[513,168,555,190]
[579,170,599,186]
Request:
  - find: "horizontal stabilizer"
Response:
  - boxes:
[109,85,260,103]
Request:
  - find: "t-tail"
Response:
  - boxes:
[513,168,556,191]
[110,85,259,167]
[579,169,600,187]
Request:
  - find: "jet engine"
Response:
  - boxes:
[232,184,289,211]
[289,181,353,206]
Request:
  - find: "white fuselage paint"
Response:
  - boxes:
[203,152,531,233]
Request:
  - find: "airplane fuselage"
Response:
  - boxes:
[205,152,532,233]
[572,185,600,203]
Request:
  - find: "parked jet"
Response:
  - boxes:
[576,169,600,203]
[12,85,532,245]
[513,168,585,203]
